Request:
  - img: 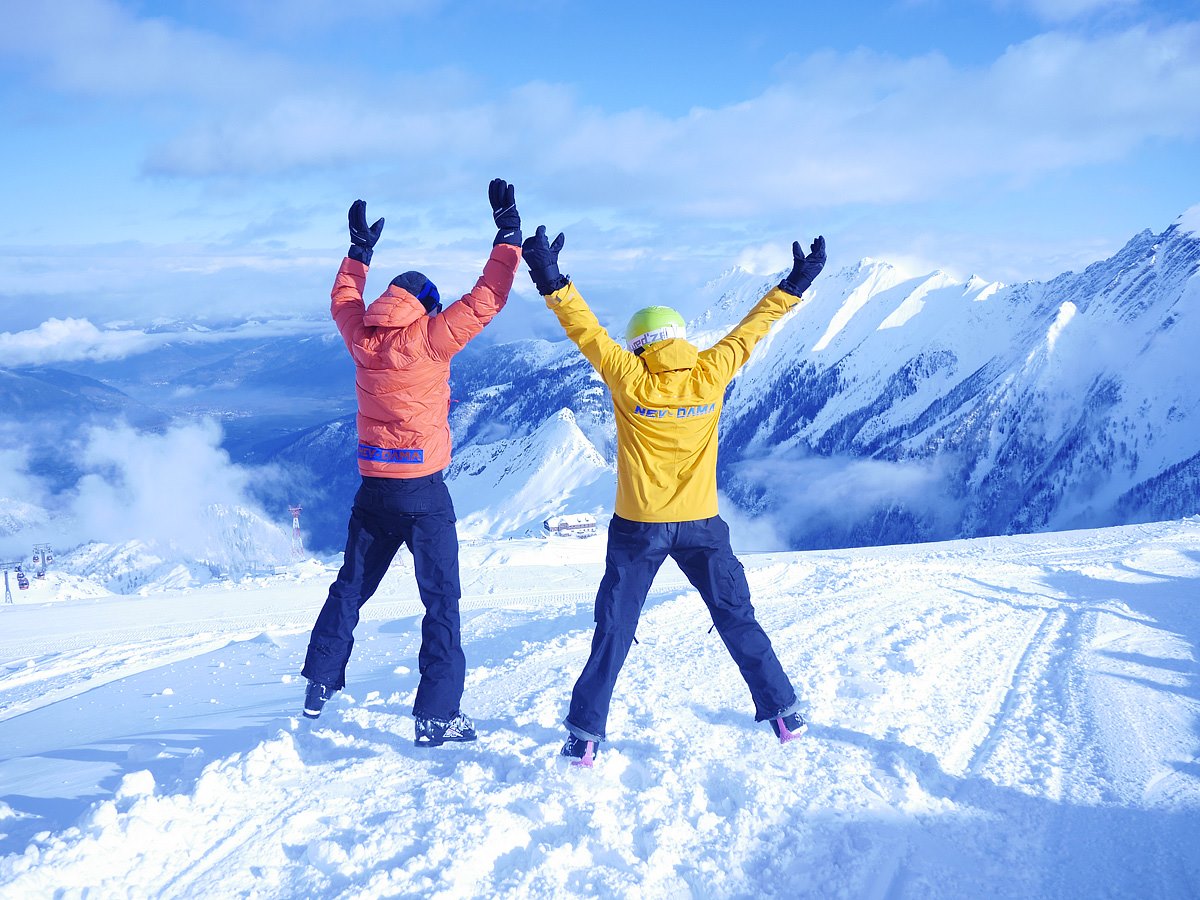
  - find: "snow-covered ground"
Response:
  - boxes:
[2,519,1199,898]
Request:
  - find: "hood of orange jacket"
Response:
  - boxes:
[362,284,428,329]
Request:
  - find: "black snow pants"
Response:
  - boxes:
[302,473,465,720]
[565,514,799,742]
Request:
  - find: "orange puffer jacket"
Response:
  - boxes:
[331,243,521,479]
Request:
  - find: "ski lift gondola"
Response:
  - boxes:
[15,566,29,591]
[32,544,52,578]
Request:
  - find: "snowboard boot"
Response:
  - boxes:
[414,712,478,748]
[559,733,599,768]
[303,680,336,720]
[770,711,808,743]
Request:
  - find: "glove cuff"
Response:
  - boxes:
[494,227,523,247]
[778,275,812,298]
[348,244,373,266]
[529,268,569,296]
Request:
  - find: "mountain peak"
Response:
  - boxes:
[1175,204,1200,237]
[846,257,894,275]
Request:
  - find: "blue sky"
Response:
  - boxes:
[1,0,1199,353]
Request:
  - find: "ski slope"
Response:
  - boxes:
[2,520,1200,898]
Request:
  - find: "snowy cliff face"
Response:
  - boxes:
[448,408,614,538]
[0,502,292,593]
[714,217,1200,547]
[55,502,292,594]
[448,338,616,461]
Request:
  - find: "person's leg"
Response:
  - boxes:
[670,516,799,722]
[302,487,403,690]
[565,516,670,741]
[408,508,466,721]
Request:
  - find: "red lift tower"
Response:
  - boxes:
[289,505,304,559]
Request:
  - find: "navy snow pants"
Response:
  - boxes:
[302,473,465,720]
[565,514,799,742]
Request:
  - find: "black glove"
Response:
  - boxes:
[488,178,522,247]
[347,199,384,265]
[522,225,569,296]
[780,235,826,297]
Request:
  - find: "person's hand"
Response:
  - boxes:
[488,178,522,247]
[522,225,569,296]
[348,200,384,265]
[780,235,826,297]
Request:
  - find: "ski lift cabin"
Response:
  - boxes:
[33,543,52,578]
[544,513,597,539]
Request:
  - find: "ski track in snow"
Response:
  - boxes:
[2,521,1200,898]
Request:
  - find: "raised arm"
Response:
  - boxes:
[428,244,521,357]
[330,200,386,348]
[427,179,523,360]
[702,235,826,382]
[522,226,637,383]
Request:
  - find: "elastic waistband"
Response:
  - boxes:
[357,442,424,464]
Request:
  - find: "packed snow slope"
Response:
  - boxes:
[2,519,1200,898]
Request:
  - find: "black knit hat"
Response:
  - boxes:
[390,271,441,314]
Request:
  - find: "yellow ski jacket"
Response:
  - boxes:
[546,281,804,522]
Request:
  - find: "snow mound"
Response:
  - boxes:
[450,408,615,538]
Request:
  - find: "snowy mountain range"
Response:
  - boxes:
[380,209,1197,550]
[2,211,1198,557]
[710,212,1200,548]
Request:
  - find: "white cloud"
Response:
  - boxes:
[7,3,1198,216]
[734,453,965,547]
[0,317,328,366]
[24,420,292,571]
[718,491,788,552]
[69,421,254,547]
[3,2,1198,304]
[1004,0,1141,24]
[0,420,288,560]
[0,0,294,101]
[0,319,158,365]
[138,22,1200,222]
[0,443,46,507]
[734,242,794,276]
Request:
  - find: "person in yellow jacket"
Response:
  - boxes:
[521,225,827,766]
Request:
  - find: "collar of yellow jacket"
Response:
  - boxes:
[639,337,697,372]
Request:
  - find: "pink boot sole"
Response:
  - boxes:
[571,741,596,767]
[775,716,808,743]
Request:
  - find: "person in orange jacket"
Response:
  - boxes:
[301,179,523,747]
[522,224,826,766]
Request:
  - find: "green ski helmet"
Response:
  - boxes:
[625,305,686,352]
